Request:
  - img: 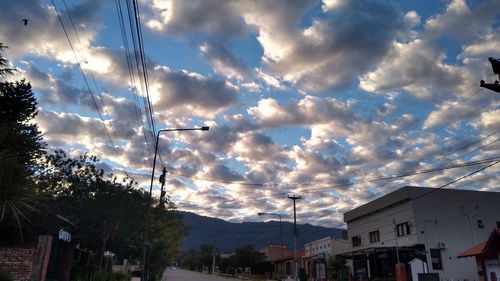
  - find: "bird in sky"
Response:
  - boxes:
[21,19,29,26]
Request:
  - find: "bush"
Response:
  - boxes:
[0,269,12,281]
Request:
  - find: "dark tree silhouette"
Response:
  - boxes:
[0,43,45,235]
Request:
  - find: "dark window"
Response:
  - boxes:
[352,235,361,247]
[396,222,411,237]
[430,249,443,270]
[477,220,484,228]
[497,221,500,229]
[369,230,380,243]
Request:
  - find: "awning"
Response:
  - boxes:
[457,229,500,259]
[457,241,487,258]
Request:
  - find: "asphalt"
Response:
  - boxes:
[163,268,243,281]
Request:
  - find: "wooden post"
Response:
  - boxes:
[31,235,53,281]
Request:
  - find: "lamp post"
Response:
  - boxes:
[258,212,284,259]
[142,126,209,281]
[287,194,301,281]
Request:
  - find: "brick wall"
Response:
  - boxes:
[0,247,36,281]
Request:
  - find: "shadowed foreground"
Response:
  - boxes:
[163,268,245,281]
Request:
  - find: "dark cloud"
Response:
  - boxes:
[205,164,244,182]
[200,41,250,78]
[146,0,247,36]
[262,0,409,91]
[153,67,238,116]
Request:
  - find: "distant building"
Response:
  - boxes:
[260,245,293,279]
[340,186,500,281]
[304,236,349,281]
[260,245,292,262]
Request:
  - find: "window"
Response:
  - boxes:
[369,230,380,243]
[352,235,361,247]
[497,221,500,229]
[477,220,484,228]
[396,222,411,237]
[430,249,443,270]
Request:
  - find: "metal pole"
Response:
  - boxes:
[141,130,161,281]
[279,215,284,260]
[288,195,301,281]
[141,127,209,281]
[393,217,400,264]
[212,249,216,274]
[293,200,297,281]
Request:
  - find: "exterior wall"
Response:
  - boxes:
[344,187,500,281]
[331,239,349,256]
[412,189,500,281]
[0,247,36,281]
[347,200,417,251]
[260,245,291,262]
[305,236,334,258]
[305,236,350,258]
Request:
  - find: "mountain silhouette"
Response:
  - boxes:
[178,211,346,252]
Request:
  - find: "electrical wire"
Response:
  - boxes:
[51,0,136,181]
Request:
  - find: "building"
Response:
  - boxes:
[260,245,293,279]
[260,244,292,263]
[341,186,500,281]
[304,236,349,281]
[457,229,500,281]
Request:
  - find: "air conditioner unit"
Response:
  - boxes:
[437,242,447,249]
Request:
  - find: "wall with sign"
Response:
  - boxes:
[485,260,500,281]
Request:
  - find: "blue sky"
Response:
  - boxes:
[1,0,499,227]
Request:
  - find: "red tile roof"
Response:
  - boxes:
[457,229,500,258]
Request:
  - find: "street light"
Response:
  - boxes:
[287,194,301,281]
[142,126,209,281]
[258,212,284,259]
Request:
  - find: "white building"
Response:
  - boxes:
[341,186,500,281]
[304,236,349,280]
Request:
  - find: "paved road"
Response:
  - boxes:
[163,269,241,281]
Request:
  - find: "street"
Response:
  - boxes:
[163,269,242,281]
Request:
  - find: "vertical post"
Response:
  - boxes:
[31,235,53,281]
[393,218,400,264]
[288,194,301,281]
[279,215,284,260]
[142,130,161,281]
[212,248,216,274]
[159,167,167,206]
[141,126,209,281]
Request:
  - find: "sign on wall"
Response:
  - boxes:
[485,260,500,281]
[58,229,71,242]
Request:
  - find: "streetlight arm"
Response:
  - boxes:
[143,126,209,281]
[149,126,209,196]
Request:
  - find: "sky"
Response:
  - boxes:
[1,0,499,228]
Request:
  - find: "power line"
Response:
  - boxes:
[115,0,152,167]
[51,0,135,181]
[165,156,500,191]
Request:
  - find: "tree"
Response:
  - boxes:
[0,43,45,237]
[37,150,188,278]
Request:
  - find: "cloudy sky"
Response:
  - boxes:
[1,0,499,228]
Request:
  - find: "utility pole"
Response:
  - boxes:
[480,57,500,93]
[211,248,216,275]
[393,218,400,264]
[288,194,301,281]
[159,167,167,206]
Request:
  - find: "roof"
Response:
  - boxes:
[457,241,487,258]
[344,186,500,223]
[344,186,431,222]
[457,229,500,258]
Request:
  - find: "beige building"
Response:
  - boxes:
[260,245,292,262]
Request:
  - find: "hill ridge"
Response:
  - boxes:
[178,211,345,252]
